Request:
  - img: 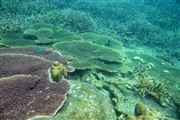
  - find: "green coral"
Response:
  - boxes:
[23,24,81,45]
[53,41,123,72]
[80,32,124,54]
[0,33,35,47]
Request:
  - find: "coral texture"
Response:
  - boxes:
[0,75,70,120]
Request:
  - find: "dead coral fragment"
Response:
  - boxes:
[0,75,70,120]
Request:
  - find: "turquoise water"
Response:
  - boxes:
[0,0,180,120]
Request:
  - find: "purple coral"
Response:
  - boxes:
[0,75,70,119]
[0,50,71,119]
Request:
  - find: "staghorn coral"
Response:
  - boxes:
[40,9,96,33]
[0,74,70,120]
[57,9,96,33]
[131,64,171,107]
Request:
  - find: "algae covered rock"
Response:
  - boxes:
[33,81,116,120]
[53,41,123,72]
[80,32,124,54]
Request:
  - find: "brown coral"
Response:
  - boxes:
[0,75,70,120]
[0,52,71,119]
[0,54,51,78]
[0,46,69,64]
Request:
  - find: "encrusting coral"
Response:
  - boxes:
[50,61,68,82]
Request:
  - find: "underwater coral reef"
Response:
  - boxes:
[0,0,180,120]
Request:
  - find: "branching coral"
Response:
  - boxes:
[130,64,171,107]
[41,9,96,33]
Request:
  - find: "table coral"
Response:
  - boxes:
[0,75,70,120]
[53,41,123,73]
[0,54,51,78]
[0,46,69,64]
[80,32,124,54]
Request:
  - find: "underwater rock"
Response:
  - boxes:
[80,32,124,54]
[33,81,116,120]
[0,74,70,120]
[53,41,123,72]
